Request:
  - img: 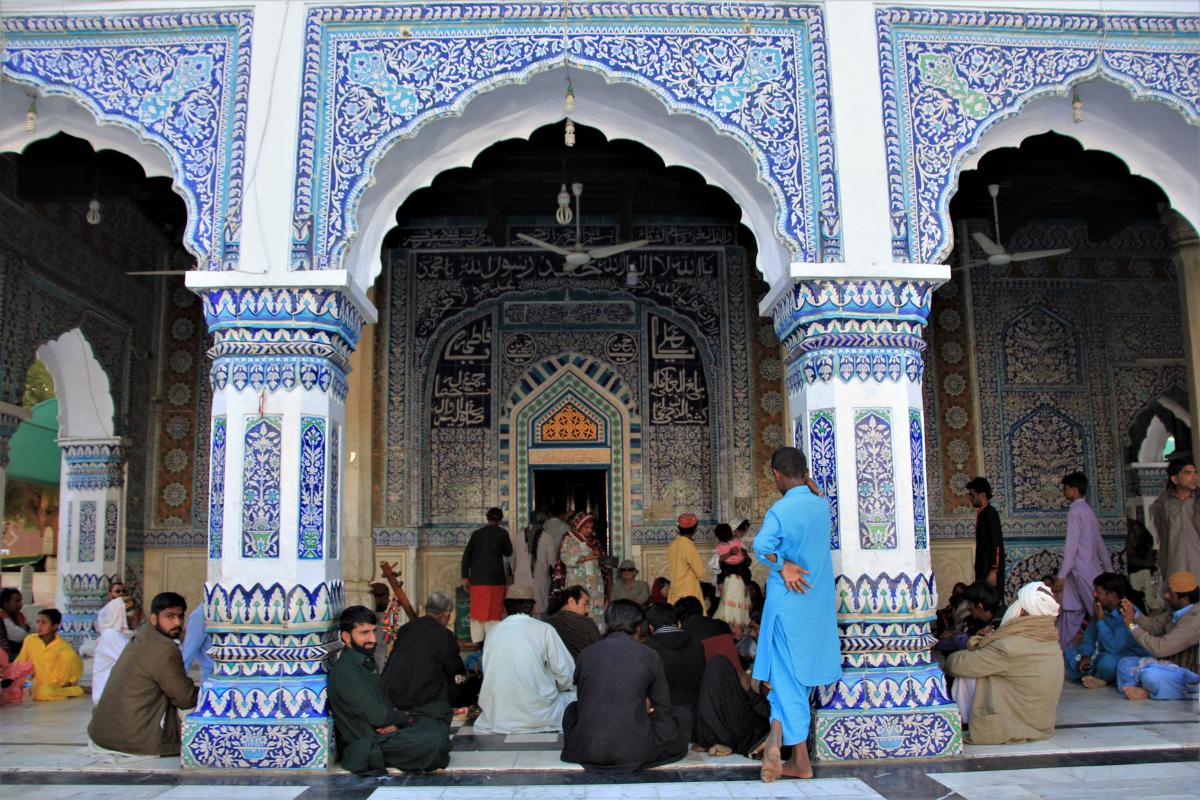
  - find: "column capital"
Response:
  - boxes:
[768,272,947,389]
[57,437,127,490]
[190,280,378,401]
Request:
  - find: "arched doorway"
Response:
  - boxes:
[505,356,640,560]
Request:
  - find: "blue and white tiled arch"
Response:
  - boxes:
[290,2,842,271]
[0,11,253,270]
[877,7,1200,264]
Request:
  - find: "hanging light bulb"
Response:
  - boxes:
[564,117,576,147]
[86,198,102,225]
[25,95,37,133]
[1071,90,1083,124]
[565,77,576,114]
[625,264,638,287]
[555,183,573,225]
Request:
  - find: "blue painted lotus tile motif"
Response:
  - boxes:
[854,409,896,550]
[241,416,282,559]
[298,416,326,560]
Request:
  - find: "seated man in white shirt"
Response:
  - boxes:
[474,584,576,734]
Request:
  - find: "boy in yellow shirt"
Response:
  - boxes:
[16,608,84,701]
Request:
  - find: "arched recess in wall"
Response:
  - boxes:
[953,78,1200,245]
[347,68,787,293]
[35,328,115,441]
[1128,390,1193,465]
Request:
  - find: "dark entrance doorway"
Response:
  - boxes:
[533,468,609,553]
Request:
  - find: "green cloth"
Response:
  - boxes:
[328,645,452,775]
[7,398,59,486]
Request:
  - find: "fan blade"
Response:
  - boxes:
[971,231,1004,257]
[1008,248,1071,263]
[586,239,650,260]
[952,260,990,271]
[516,233,573,256]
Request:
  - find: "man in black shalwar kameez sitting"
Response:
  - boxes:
[694,654,770,757]
[561,600,689,773]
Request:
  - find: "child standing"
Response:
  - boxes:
[713,522,753,634]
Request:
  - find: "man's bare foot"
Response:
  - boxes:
[708,743,733,756]
[690,744,707,752]
[760,722,783,782]
[1081,675,1109,689]
[779,745,815,779]
[1122,685,1151,701]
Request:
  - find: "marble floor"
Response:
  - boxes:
[1,681,1195,799]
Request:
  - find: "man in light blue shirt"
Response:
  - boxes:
[181,605,212,684]
[753,447,841,782]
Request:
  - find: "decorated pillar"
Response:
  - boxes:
[0,403,31,536]
[181,282,372,770]
[772,271,961,761]
[54,438,126,645]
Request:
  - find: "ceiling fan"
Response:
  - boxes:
[963,183,1072,269]
[516,182,649,272]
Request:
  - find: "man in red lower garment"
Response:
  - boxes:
[462,507,513,643]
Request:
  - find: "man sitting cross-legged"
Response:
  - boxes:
[642,601,704,743]
[1117,570,1200,701]
[547,584,602,661]
[15,608,83,701]
[1063,572,1148,688]
[328,605,452,776]
[88,592,198,756]
[561,600,690,773]
[382,591,476,711]
[945,582,1064,744]
[474,584,576,734]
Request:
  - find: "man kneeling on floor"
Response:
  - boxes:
[1116,570,1200,701]
[88,592,197,757]
[945,581,1064,745]
[329,605,451,775]
[561,600,689,773]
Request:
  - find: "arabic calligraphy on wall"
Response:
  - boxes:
[647,315,708,426]
[431,316,492,429]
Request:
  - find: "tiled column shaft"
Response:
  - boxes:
[182,285,370,770]
[55,438,126,646]
[772,275,961,761]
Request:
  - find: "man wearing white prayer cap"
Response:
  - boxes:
[944,581,1064,744]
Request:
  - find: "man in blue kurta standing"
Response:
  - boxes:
[752,446,841,782]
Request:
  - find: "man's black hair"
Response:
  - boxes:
[963,581,1001,615]
[736,519,751,532]
[150,591,187,616]
[965,477,993,498]
[38,608,62,627]
[1179,587,1200,604]
[503,598,536,616]
[1167,457,1196,479]
[339,604,377,633]
[560,584,589,605]
[1062,471,1088,495]
[770,446,809,479]
[714,523,733,543]
[644,601,676,630]
[675,595,704,622]
[604,599,645,636]
[0,588,20,606]
[1093,572,1127,598]
[486,507,503,522]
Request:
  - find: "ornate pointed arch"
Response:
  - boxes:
[877,7,1200,264]
[290,2,841,277]
[1,11,252,269]
[502,353,642,558]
